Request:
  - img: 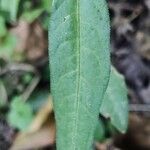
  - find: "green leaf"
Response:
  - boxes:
[94,118,105,142]
[22,73,33,84]
[42,0,52,12]
[7,96,34,131]
[40,13,51,30]
[0,0,20,22]
[22,8,44,23]
[40,0,52,30]
[100,67,128,133]
[49,0,110,149]
[0,15,7,37]
[0,80,7,108]
[0,33,17,60]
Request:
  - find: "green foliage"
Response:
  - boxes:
[0,0,129,148]
[0,0,52,61]
[42,0,52,12]
[0,80,7,108]
[22,73,33,84]
[21,0,52,24]
[0,0,20,22]
[0,15,7,37]
[0,0,52,29]
[0,33,17,60]
[94,118,105,142]
[49,0,110,149]
[39,0,52,29]
[100,67,128,133]
[7,96,34,131]
[22,8,44,23]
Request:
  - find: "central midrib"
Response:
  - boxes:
[73,0,81,149]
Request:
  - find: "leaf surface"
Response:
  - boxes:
[49,0,110,149]
[100,67,128,133]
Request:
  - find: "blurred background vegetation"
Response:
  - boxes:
[0,0,150,150]
[0,0,53,149]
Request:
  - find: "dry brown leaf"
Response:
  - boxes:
[26,22,47,61]
[10,120,55,150]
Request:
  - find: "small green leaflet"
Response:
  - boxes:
[100,67,128,133]
[0,80,7,108]
[0,33,17,60]
[0,15,7,37]
[49,0,110,149]
[7,96,34,131]
[0,0,20,22]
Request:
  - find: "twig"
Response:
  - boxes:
[21,75,40,102]
[0,62,40,102]
[0,63,36,76]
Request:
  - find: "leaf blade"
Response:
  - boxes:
[49,0,110,149]
[100,67,128,133]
